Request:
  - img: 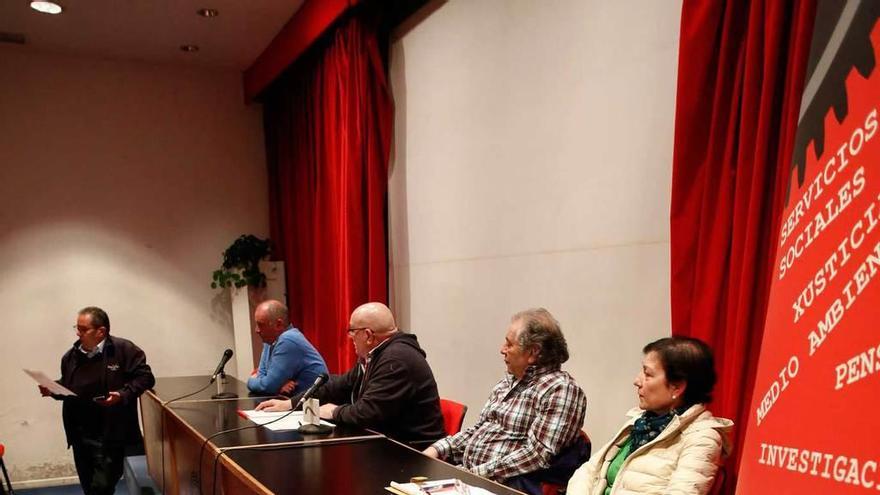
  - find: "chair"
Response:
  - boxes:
[0,443,14,494]
[540,431,591,495]
[709,465,726,495]
[439,398,468,436]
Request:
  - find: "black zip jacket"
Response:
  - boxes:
[57,335,155,447]
[294,332,445,444]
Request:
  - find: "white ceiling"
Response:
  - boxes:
[0,0,304,70]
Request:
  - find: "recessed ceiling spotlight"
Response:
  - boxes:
[180,44,199,53]
[196,8,219,18]
[30,1,63,15]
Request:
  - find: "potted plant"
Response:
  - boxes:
[211,235,271,289]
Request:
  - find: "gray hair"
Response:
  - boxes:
[512,308,569,367]
[79,306,110,333]
[260,300,290,324]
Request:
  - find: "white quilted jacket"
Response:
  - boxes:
[567,404,733,495]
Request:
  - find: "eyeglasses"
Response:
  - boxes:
[346,327,369,337]
[73,325,97,332]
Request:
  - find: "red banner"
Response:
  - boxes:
[737,5,880,494]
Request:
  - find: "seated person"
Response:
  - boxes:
[567,337,733,495]
[257,302,446,445]
[247,300,328,396]
[424,308,588,494]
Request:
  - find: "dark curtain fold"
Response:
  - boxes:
[263,13,392,373]
[670,0,816,492]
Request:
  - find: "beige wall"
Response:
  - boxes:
[0,47,268,484]
[388,0,681,447]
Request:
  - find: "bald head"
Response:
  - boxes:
[254,300,290,344]
[256,300,289,323]
[350,302,396,335]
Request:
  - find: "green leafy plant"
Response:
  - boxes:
[211,235,271,289]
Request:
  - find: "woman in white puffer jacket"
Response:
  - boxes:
[567,337,733,495]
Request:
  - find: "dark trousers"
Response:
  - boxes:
[503,434,592,495]
[70,437,124,495]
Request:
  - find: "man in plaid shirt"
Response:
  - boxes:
[424,308,588,493]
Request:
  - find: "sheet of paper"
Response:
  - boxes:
[387,482,422,495]
[239,409,334,431]
[387,480,498,495]
[23,369,76,396]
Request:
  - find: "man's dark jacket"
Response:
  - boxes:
[57,335,155,447]
[296,332,445,444]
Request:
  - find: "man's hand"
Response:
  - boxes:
[38,385,51,397]
[319,403,338,420]
[423,446,440,459]
[256,399,292,412]
[278,380,297,396]
[96,391,122,407]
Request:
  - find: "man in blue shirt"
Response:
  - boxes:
[246,299,328,396]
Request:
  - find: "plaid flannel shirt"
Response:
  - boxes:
[431,365,587,481]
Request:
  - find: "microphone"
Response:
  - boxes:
[294,373,333,434]
[210,349,234,383]
[292,373,329,410]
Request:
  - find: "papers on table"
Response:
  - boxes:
[387,482,425,495]
[23,369,76,396]
[386,479,498,495]
[238,409,334,432]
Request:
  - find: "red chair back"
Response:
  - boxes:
[0,442,13,494]
[439,398,468,436]
[709,465,726,495]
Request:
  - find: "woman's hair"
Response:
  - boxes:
[643,336,716,406]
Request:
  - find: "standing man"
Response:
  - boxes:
[39,306,155,495]
[257,302,446,445]
[247,299,328,396]
[424,308,588,494]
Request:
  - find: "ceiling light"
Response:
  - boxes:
[30,1,63,14]
[180,44,199,53]
[196,8,219,18]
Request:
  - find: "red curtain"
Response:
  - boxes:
[263,13,391,373]
[671,0,815,492]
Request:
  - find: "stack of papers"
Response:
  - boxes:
[386,479,497,495]
[238,409,334,431]
[23,369,76,396]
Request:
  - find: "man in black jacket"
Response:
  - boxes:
[257,302,445,445]
[39,306,155,495]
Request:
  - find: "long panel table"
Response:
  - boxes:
[142,375,523,494]
[141,375,276,493]
[221,437,526,494]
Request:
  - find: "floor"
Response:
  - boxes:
[14,479,128,494]
[12,454,156,495]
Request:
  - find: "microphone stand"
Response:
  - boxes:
[294,379,333,434]
[297,412,332,434]
[210,371,238,399]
